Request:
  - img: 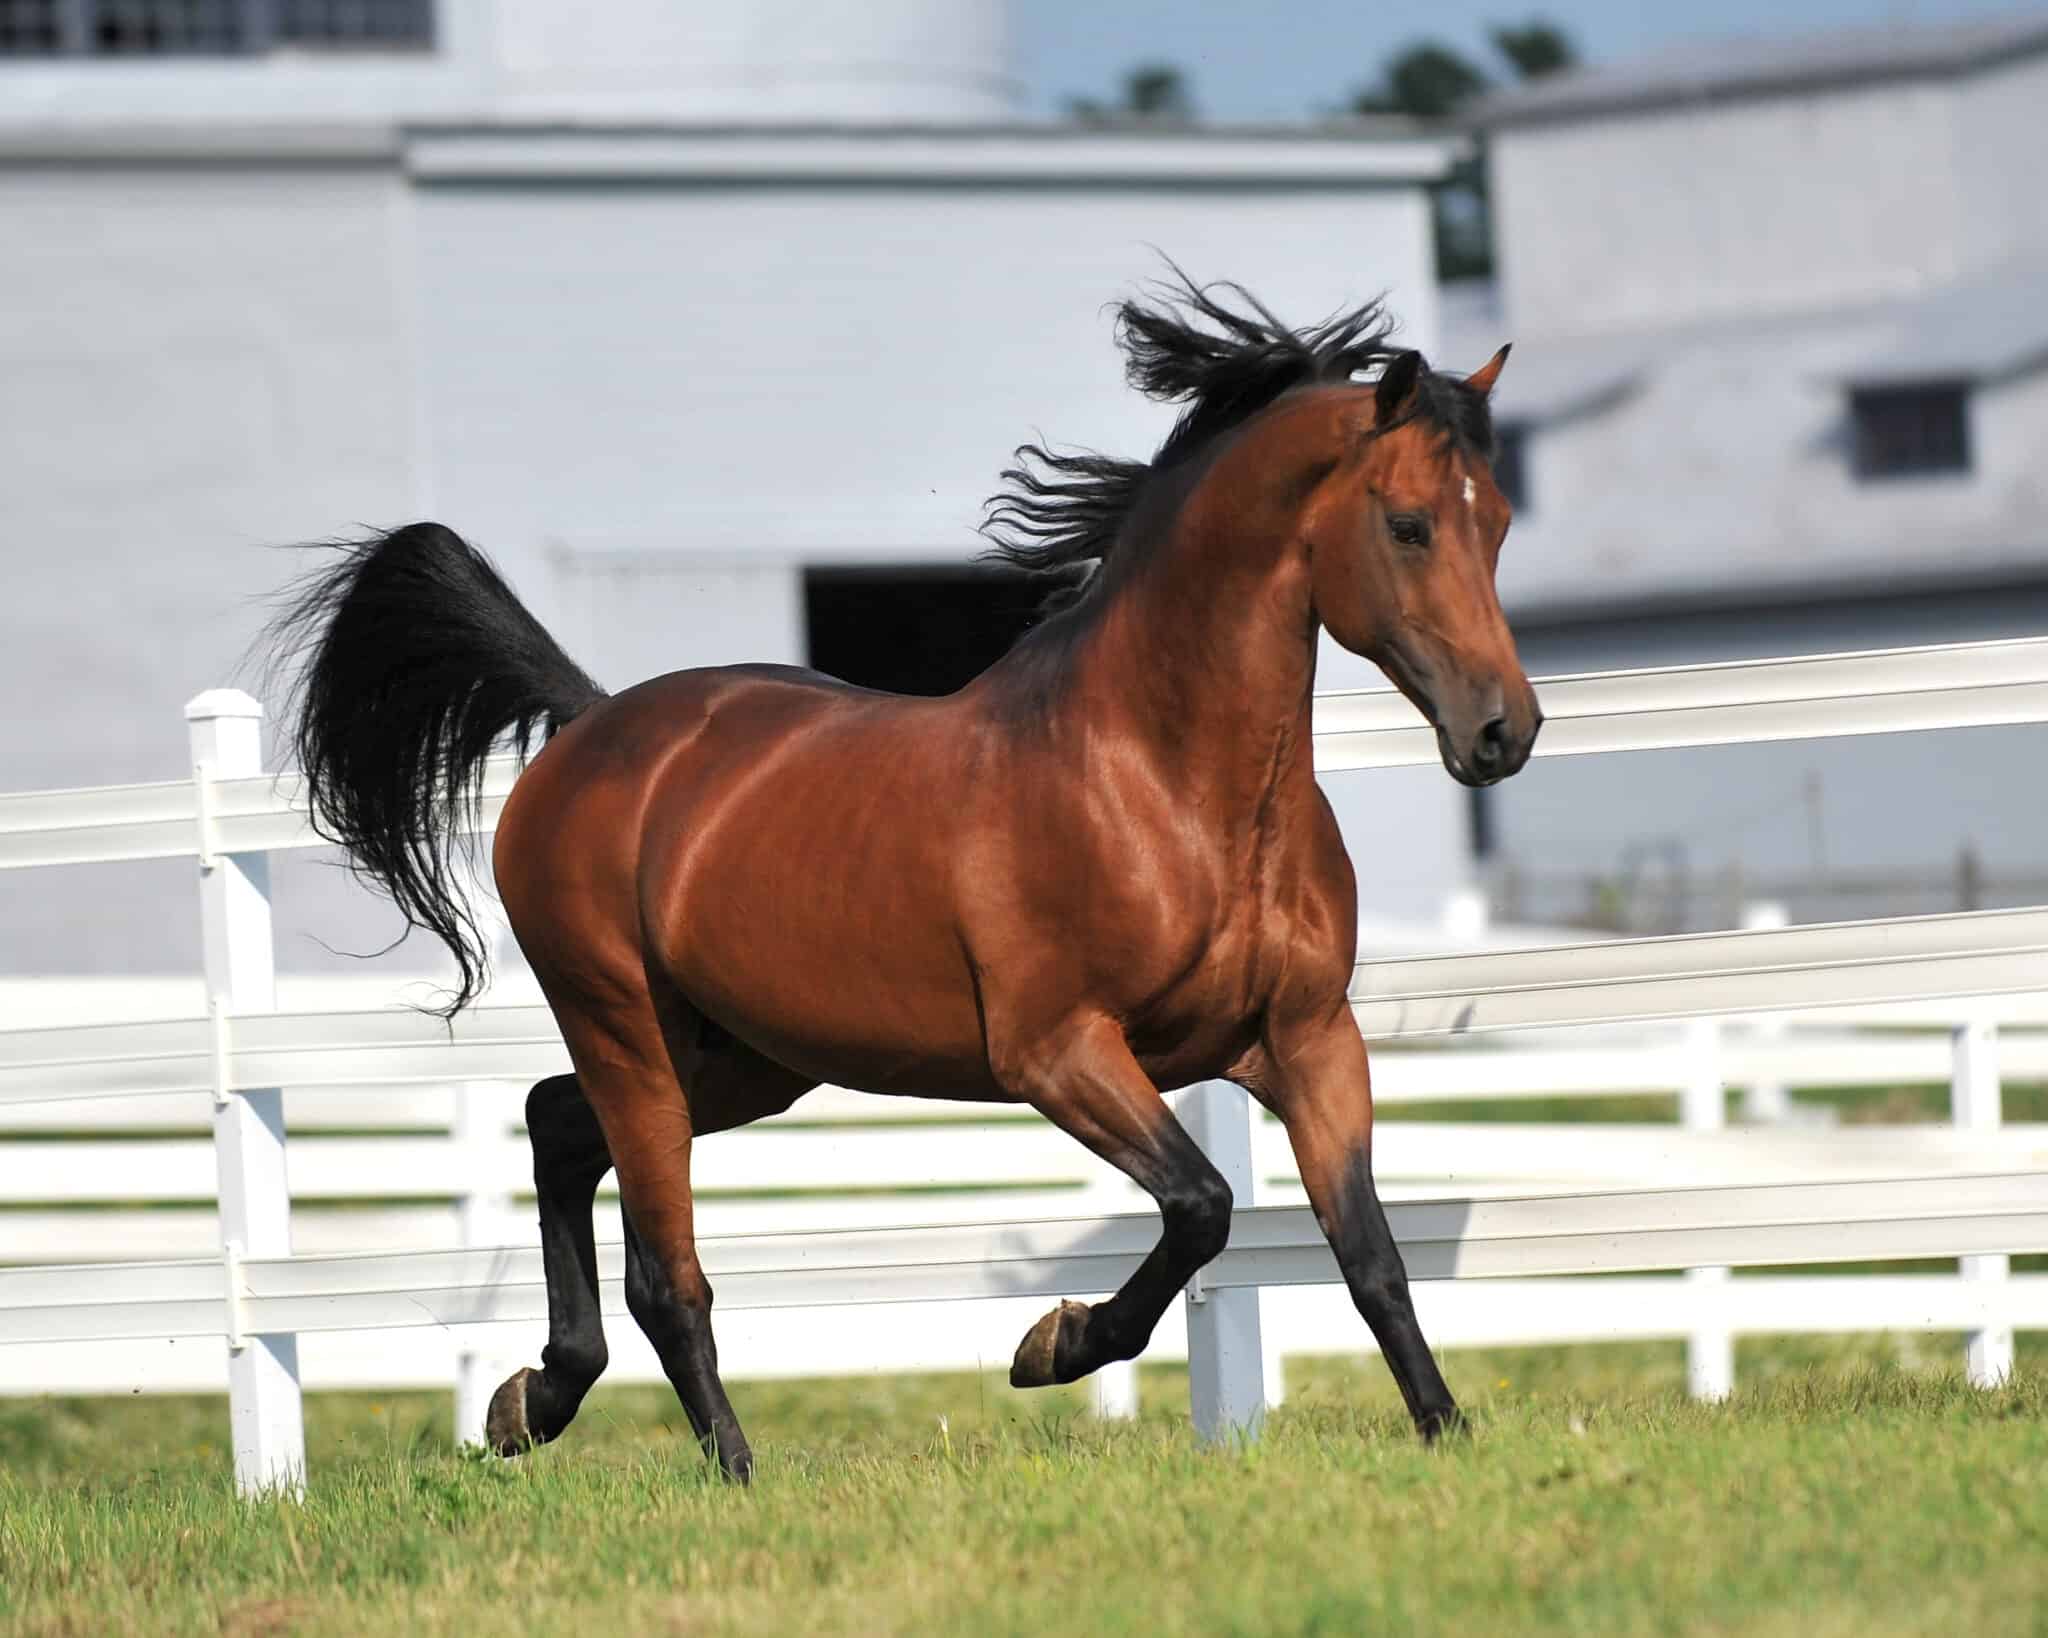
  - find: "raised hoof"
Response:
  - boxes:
[484,1366,540,1457]
[1009,1299,1091,1389]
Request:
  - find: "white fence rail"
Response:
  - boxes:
[3,637,2047,1495]
[11,1174,2043,1343]
[8,635,2048,873]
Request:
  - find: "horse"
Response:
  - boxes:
[267,277,1538,1482]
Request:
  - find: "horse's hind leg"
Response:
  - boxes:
[1005,1014,1233,1388]
[612,1019,815,1477]
[485,1073,613,1456]
[536,981,797,1481]
[607,1097,752,1478]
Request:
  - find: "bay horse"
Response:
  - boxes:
[269,278,1538,1481]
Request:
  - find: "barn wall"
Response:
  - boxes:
[410,171,1469,925]
[0,157,426,979]
[1491,78,1964,337]
[2,146,1464,971]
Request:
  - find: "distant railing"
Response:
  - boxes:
[1491,856,2048,937]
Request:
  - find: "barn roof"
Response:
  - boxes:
[1477,10,2048,130]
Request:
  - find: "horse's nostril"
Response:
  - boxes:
[1473,715,1511,770]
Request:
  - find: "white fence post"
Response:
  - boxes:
[453,1081,517,1446]
[1952,1016,2014,1387]
[1262,1322,1288,1413]
[1441,885,1490,942]
[1178,1079,1265,1442]
[1737,902,1793,1124]
[1079,1160,1143,1419]
[187,689,305,1498]
[1089,1356,1140,1420]
[1681,1017,1733,1401]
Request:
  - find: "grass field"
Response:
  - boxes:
[3,1338,2044,1637]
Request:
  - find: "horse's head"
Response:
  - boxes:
[982,276,1543,787]
[1306,345,1541,787]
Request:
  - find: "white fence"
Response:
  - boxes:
[4,636,2048,1495]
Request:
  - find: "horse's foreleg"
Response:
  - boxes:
[485,1073,614,1455]
[1008,1014,1233,1389]
[1257,1010,1461,1441]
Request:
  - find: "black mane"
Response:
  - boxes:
[980,273,1493,610]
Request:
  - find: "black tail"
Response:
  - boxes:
[264,523,605,1015]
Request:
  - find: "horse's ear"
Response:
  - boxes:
[1465,343,1512,398]
[1375,350,1424,424]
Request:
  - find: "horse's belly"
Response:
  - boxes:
[688,958,999,1097]
[645,783,999,1097]
[684,954,1003,1100]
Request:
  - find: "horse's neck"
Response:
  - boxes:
[1084,526,1320,827]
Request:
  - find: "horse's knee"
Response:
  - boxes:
[527,1074,603,1149]
[527,1077,613,1194]
[1345,1257,1418,1325]
[624,1241,712,1349]
[525,1072,582,1129]
[1166,1166,1234,1265]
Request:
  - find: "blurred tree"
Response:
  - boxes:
[1361,44,1492,119]
[1126,63,1193,118]
[1068,62,1194,124]
[1351,20,1579,281]
[1491,21,1577,81]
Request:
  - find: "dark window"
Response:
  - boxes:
[804,565,1044,697]
[1850,383,1970,479]
[275,0,432,47]
[91,0,245,53]
[0,1,63,52]
[1492,422,1530,511]
[0,0,431,55]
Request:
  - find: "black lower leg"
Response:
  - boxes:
[1014,1118,1233,1387]
[493,1075,613,1449]
[622,1216,753,1482]
[1333,1149,1462,1439]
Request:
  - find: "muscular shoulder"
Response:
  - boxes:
[1259,786,1360,1025]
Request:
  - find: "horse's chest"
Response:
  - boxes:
[1113,916,1273,1083]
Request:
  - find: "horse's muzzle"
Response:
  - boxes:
[1438,700,1542,787]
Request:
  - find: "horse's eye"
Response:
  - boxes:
[1388,514,1431,550]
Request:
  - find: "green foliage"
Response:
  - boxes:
[1357,43,1492,120]
[1,1346,2042,1635]
[1125,63,1192,118]
[1490,21,1578,82]
[1348,18,1580,282]
[1068,62,1194,124]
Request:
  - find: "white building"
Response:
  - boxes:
[0,1,1461,979]
[1449,11,2048,930]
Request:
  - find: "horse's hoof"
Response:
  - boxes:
[484,1366,539,1456]
[1418,1405,1469,1444]
[1010,1299,1090,1388]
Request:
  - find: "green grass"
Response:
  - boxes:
[3,1341,2045,1636]
[5,1079,2042,1630]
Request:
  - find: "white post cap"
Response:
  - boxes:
[185,688,265,722]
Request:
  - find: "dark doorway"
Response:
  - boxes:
[804,564,1046,696]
